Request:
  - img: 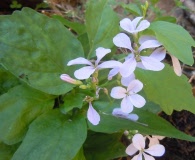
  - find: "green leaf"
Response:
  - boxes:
[149,21,195,65]
[0,142,20,160]
[121,3,142,16]
[135,65,195,115]
[84,132,126,160]
[89,109,195,142]
[154,16,177,23]
[85,0,119,58]
[12,110,87,160]
[52,15,86,35]
[0,85,54,144]
[0,7,84,95]
[60,92,85,114]
[0,65,20,95]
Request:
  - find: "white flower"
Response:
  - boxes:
[112,108,139,121]
[87,102,100,125]
[126,134,165,160]
[113,33,165,77]
[67,47,111,80]
[110,80,146,113]
[140,36,182,76]
[120,17,150,34]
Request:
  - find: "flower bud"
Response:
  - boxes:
[60,74,83,85]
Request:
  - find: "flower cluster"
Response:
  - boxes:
[60,16,181,126]
[60,16,171,159]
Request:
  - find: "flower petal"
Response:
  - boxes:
[143,153,155,160]
[150,47,166,61]
[144,144,165,157]
[74,66,95,80]
[132,134,145,150]
[139,40,161,52]
[130,94,146,108]
[98,60,122,69]
[60,74,77,84]
[120,18,135,33]
[132,153,143,160]
[67,57,92,66]
[113,33,133,51]
[127,113,139,121]
[108,68,120,80]
[112,108,139,121]
[120,57,137,77]
[112,108,129,118]
[126,143,138,156]
[132,17,143,29]
[110,86,126,99]
[95,47,111,65]
[127,80,143,93]
[141,56,165,71]
[170,54,182,76]
[121,96,134,113]
[87,102,100,125]
[139,35,156,44]
[121,73,136,87]
[136,20,150,32]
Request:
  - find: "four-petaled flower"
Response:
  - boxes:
[126,134,165,160]
[67,47,111,80]
[113,33,166,77]
[119,17,150,34]
[87,102,100,125]
[110,80,146,113]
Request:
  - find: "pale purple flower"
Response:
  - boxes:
[112,108,139,121]
[67,47,111,80]
[87,102,100,125]
[126,134,165,160]
[120,17,150,34]
[113,33,165,77]
[60,74,83,85]
[140,36,182,76]
[110,80,146,113]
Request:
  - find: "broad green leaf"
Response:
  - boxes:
[121,3,142,16]
[89,109,195,142]
[84,132,126,160]
[0,85,54,145]
[12,110,87,160]
[60,92,85,114]
[0,65,20,95]
[0,142,20,160]
[149,21,195,65]
[0,7,84,95]
[135,65,195,115]
[85,0,119,58]
[154,16,177,23]
[78,33,90,56]
[52,15,86,35]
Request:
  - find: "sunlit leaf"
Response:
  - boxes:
[85,0,119,58]
[135,65,195,114]
[0,7,84,95]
